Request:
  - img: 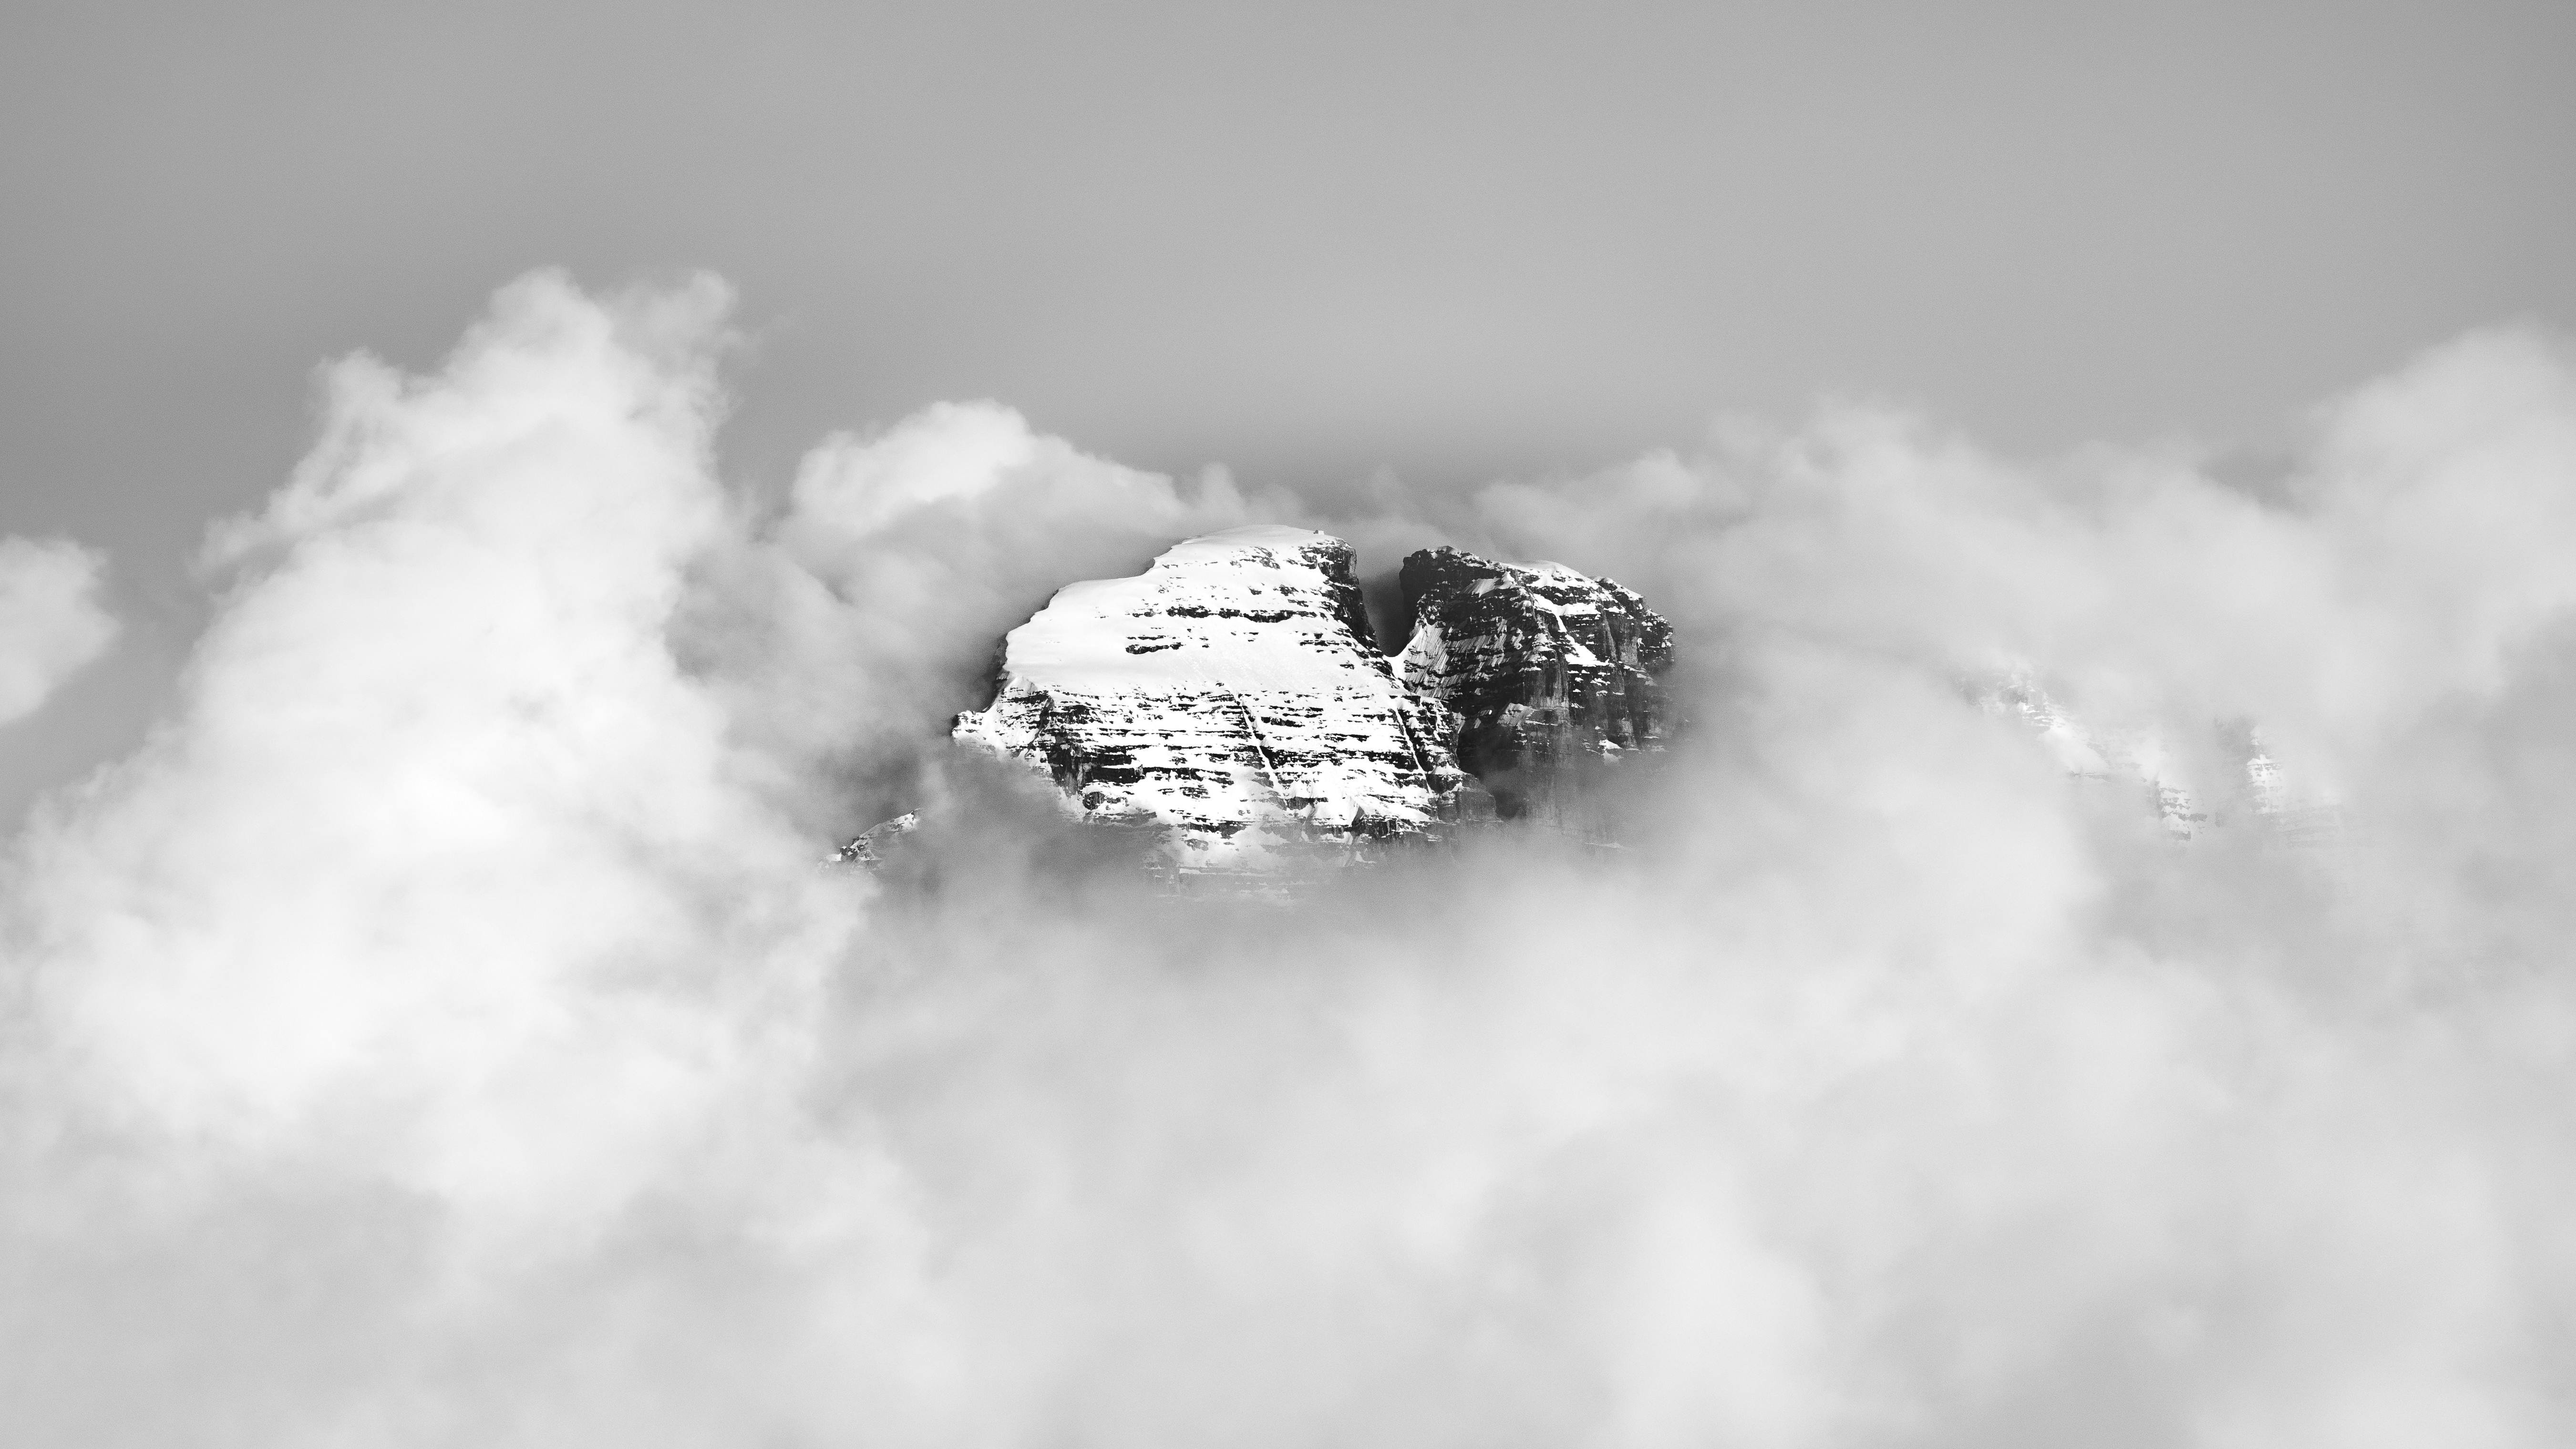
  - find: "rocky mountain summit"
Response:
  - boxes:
[951,527,1486,873]
[1397,547,1674,822]
[938,526,1675,877]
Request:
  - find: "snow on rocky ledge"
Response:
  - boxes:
[952,526,1478,874]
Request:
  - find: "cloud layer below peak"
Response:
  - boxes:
[4,273,2575,1447]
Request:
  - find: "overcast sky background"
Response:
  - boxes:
[4,0,2575,810]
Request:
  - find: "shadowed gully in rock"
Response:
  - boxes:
[1395,545,1676,825]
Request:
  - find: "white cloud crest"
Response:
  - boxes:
[0,535,117,727]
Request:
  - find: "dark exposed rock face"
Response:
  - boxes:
[1395,547,1675,821]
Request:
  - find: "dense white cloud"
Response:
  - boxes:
[680,397,1264,834]
[2,274,2573,1446]
[10,272,849,1242]
[0,534,117,727]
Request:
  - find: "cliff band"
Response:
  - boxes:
[1396,546,1675,821]
[952,526,1478,872]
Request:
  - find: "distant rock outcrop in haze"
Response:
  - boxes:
[1970,667,2341,850]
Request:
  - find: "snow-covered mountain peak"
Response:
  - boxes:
[910,534,1682,879]
[991,527,1380,696]
[953,528,1475,874]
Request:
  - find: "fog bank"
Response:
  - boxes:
[3,274,2573,1447]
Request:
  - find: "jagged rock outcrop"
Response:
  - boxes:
[825,812,917,869]
[952,526,1482,874]
[1972,668,2339,847]
[1976,670,2204,837]
[1395,547,1675,821]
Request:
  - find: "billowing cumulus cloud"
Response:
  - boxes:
[0,534,118,727]
[2,274,2574,1446]
[684,395,1265,834]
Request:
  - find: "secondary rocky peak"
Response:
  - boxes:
[1396,546,1675,822]
[1974,668,2202,836]
[1970,667,2340,849]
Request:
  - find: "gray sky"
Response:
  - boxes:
[11,10,2576,1438]
[4,0,2575,806]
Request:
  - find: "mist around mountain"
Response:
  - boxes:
[4,275,2576,1445]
